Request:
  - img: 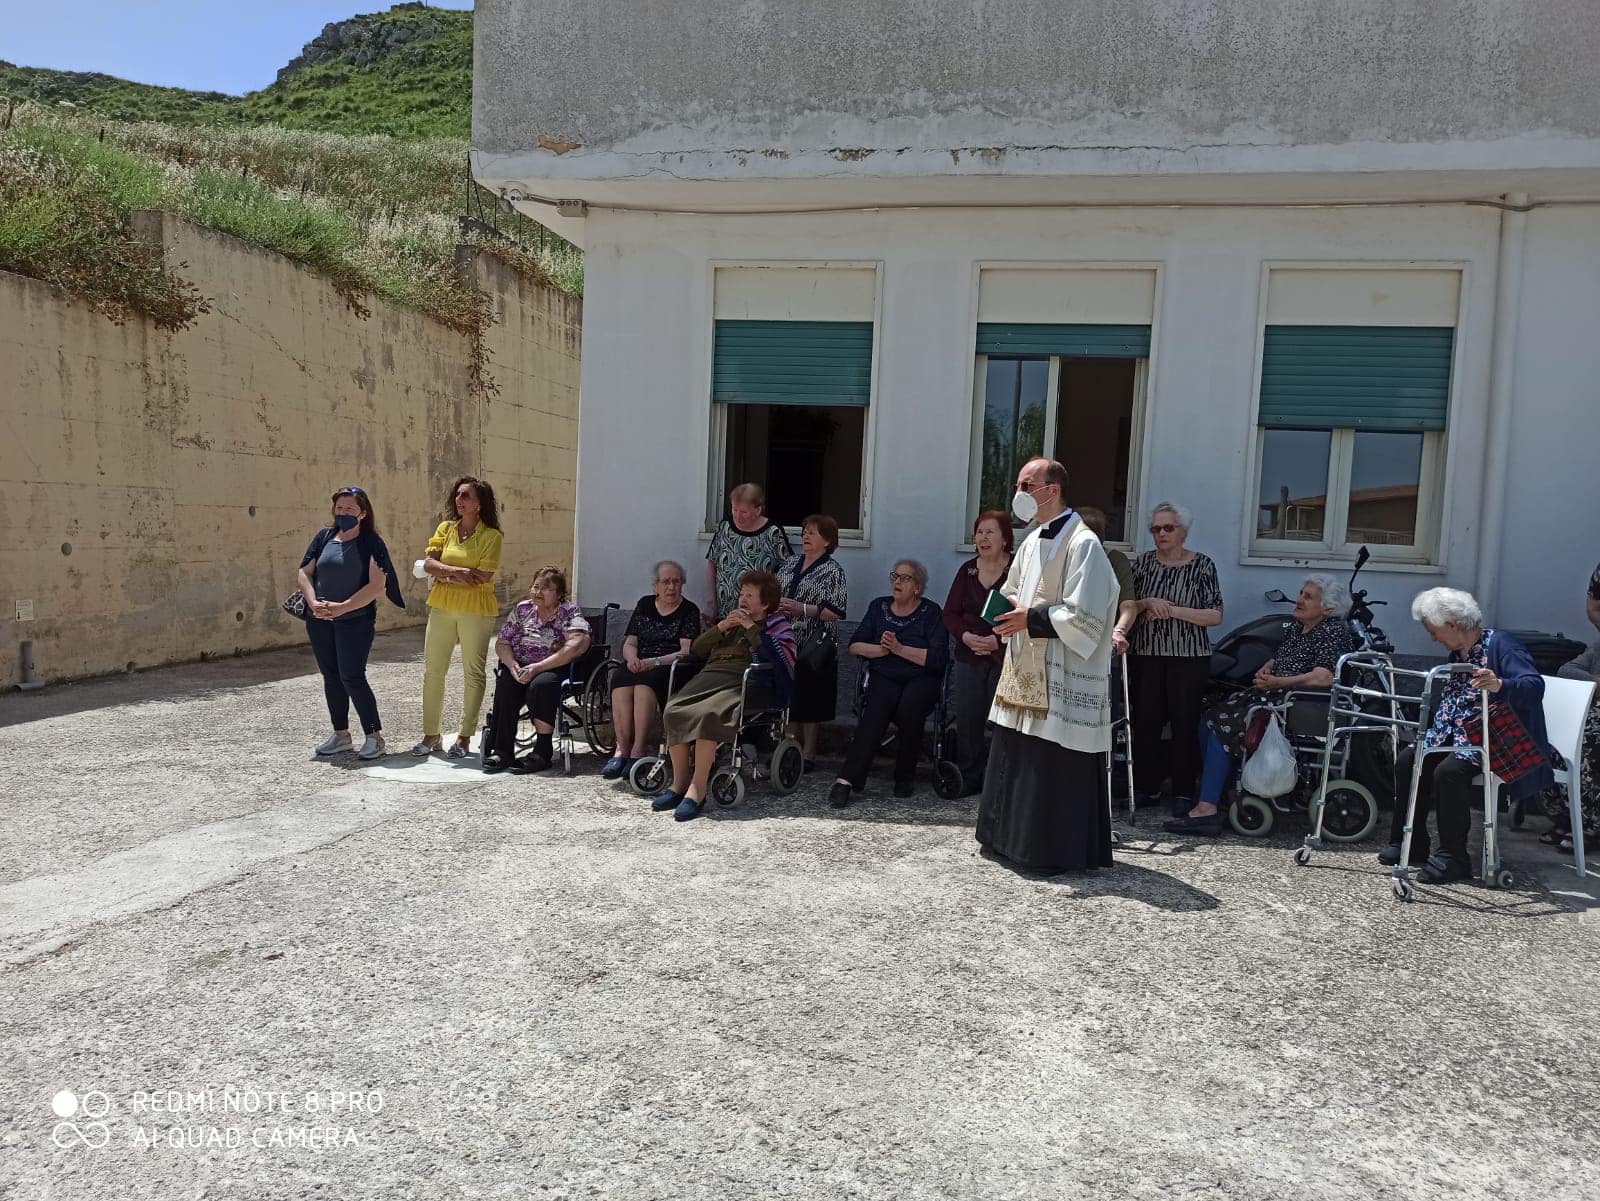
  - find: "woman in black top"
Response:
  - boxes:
[603,560,701,780]
[828,559,950,808]
[1115,501,1224,810]
[296,487,406,762]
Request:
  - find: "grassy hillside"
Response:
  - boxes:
[0,4,471,137]
[0,4,579,343]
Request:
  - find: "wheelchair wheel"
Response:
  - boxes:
[581,660,616,758]
[1228,794,1276,837]
[769,739,804,795]
[1316,779,1379,844]
[933,759,963,800]
[709,766,746,809]
[629,755,669,797]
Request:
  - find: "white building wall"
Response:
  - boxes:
[1497,209,1600,640]
[575,203,1598,654]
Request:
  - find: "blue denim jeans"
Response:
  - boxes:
[1197,723,1238,809]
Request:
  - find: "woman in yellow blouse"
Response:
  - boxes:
[412,476,505,757]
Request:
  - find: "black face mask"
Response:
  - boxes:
[334,514,360,531]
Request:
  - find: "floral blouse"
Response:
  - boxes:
[498,600,591,669]
[1423,628,1492,759]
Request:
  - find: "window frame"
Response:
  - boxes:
[965,352,1147,552]
[700,260,882,547]
[1248,427,1445,562]
[1239,259,1469,570]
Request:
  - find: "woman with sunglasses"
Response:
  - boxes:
[297,486,406,760]
[1117,500,1224,813]
[414,476,504,758]
[828,559,949,808]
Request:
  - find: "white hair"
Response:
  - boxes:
[1149,500,1193,531]
[1411,587,1483,630]
[1301,573,1351,618]
[652,560,686,583]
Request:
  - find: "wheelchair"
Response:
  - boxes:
[628,659,805,808]
[1219,685,1385,842]
[852,656,963,800]
[480,603,620,774]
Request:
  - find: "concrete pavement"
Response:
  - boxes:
[3,630,1598,1200]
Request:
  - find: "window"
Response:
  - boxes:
[708,312,873,536]
[969,347,1147,543]
[1250,323,1450,560]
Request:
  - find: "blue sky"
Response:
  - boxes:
[3,1,474,95]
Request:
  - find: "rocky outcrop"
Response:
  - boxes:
[276,3,462,81]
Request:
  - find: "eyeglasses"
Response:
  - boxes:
[889,572,918,584]
[1149,523,1180,535]
[1018,480,1055,494]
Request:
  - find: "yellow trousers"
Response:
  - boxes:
[422,609,498,740]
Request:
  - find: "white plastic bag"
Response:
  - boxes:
[1240,713,1297,798]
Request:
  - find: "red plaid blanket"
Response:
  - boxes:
[1466,700,1547,784]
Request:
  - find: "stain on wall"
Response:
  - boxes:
[0,212,582,684]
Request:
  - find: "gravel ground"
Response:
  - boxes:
[3,630,1598,1200]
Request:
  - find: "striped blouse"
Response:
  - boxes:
[1130,550,1224,658]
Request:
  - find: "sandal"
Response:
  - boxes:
[411,737,443,757]
[446,738,471,759]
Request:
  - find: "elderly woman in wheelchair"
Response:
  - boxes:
[650,571,797,822]
[482,567,592,774]
[1165,574,1357,836]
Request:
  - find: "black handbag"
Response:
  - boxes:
[796,622,837,675]
[283,591,309,620]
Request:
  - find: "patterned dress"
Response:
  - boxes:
[706,519,793,619]
[776,551,849,722]
[1422,629,1492,759]
[1204,616,1357,756]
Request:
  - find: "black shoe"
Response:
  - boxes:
[1377,841,1432,867]
[1163,812,1222,836]
[1417,854,1471,884]
[1168,794,1195,819]
[1133,790,1164,809]
[509,754,551,775]
[828,782,852,809]
[482,757,510,775]
[893,779,914,798]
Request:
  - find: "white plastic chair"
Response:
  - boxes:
[1542,674,1596,877]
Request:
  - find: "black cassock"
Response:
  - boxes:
[976,726,1113,872]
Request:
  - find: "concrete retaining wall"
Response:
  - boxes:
[0,212,581,685]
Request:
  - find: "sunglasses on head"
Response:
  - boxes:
[1149,523,1180,535]
[337,486,365,497]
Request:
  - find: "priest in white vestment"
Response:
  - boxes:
[976,458,1122,872]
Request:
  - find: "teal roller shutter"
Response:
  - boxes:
[712,320,873,407]
[1259,325,1454,431]
[975,323,1150,357]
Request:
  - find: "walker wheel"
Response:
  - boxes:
[769,739,804,796]
[709,766,746,809]
[1495,868,1515,890]
[1293,847,1312,867]
[628,755,668,797]
[933,759,963,800]
[1392,877,1415,903]
[1228,795,1275,838]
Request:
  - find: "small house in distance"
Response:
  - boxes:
[472,0,1600,648]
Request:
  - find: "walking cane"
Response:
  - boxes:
[1122,661,1137,825]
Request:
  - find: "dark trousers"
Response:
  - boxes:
[1129,653,1212,798]
[1392,745,1479,863]
[487,667,564,761]
[953,656,1003,786]
[306,611,380,735]
[841,672,941,789]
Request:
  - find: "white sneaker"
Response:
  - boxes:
[315,733,353,756]
[357,736,386,760]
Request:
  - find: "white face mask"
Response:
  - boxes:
[1011,488,1038,524]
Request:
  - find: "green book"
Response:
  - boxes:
[980,589,1011,626]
